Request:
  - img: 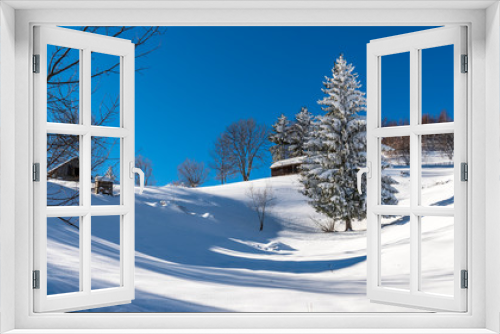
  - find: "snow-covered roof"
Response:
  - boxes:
[270,156,305,169]
[47,156,79,175]
[95,175,114,182]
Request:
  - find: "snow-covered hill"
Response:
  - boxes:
[47,168,454,312]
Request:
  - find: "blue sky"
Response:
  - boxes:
[80,26,454,186]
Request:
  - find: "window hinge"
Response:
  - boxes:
[461,54,468,73]
[461,162,468,182]
[33,54,40,73]
[33,270,40,289]
[461,270,468,289]
[33,163,40,182]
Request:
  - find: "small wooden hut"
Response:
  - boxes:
[270,156,305,177]
[95,175,114,196]
[47,156,79,181]
[95,166,116,196]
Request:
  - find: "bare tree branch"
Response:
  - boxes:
[246,183,276,231]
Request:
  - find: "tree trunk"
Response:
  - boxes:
[259,220,263,231]
[345,218,353,232]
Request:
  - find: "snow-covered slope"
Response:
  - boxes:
[47,168,454,312]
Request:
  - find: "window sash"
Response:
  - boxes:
[366,26,468,312]
[32,26,136,313]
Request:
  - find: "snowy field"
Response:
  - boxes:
[47,165,454,312]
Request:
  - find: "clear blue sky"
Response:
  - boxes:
[83,26,453,186]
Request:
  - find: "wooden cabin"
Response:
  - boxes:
[95,175,114,196]
[270,156,305,177]
[95,167,116,196]
[47,156,80,181]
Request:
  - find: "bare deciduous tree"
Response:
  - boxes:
[440,133,454,160]
[47,27,165,126]
[246,183,276,231]
[135,154,157,186]
[46,26,166,212]
[177,159,209,188]
[209,134,237,184]
[436,110,454,160]
[223,118,269,181]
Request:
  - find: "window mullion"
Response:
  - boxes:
[409,47,420,294]
[81,48,92,294]
[81,214,91,293]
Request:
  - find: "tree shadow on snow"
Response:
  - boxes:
[133,253,367,296]
[431,196,454,207]
[48,183,370,312]
[132,188,366,274]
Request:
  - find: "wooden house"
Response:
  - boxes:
[270,156,305,177]
[95,166,116,196]
[47,156,79,181]
[95,176,114,196]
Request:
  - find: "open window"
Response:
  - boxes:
[33,26,140,312]
[364,26,467,312]
[2,0,498,329]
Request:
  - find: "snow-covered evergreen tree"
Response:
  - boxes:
[301,54,398,232]
[269,114,291,162]
[104,165,116,181]
[381,145,399,205]
[288,107,313,158]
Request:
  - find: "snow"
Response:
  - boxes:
[95,175,113,182]
[95,166,117,182]
[46,164,454,313]
[270,156,305,169]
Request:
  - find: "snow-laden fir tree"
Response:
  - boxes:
[288,107,313,158]
[269,114,291,162]
[381,145,399,206]
[300,54,398,232]
[104,165,116,181]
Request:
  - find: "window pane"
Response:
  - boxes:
[381,52,410,127]
[47,45,80,124]
[421,134,454,207]
[47,216,80,295]
[420,216,454,296]
[91,137,121,205]
[91,215,121,290]
[421,45,454,124]
[380,136,410,206]
[380,215,410,290]
[47,134,80,206]
[91,52,120,127]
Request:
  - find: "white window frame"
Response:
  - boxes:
[366,26,468,312]
[1,1,499,333]
[33,26,136,313]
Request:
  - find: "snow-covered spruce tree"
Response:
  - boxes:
[300,54,398,232]
[288,107,313,158]
[269,114,291,162]
[381,145,399,206]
